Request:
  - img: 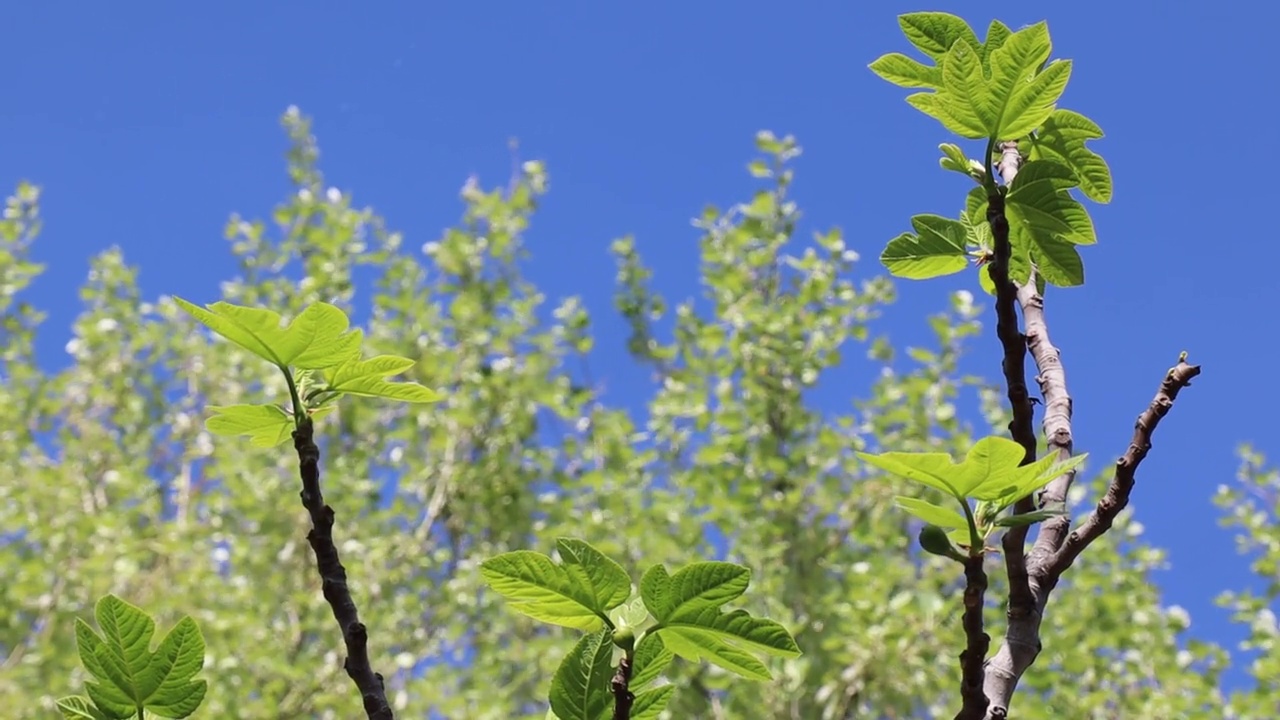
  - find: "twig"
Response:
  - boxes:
[980,357,1202,717]
[1049,359,1202,572]
[955,555,991,720]
[293,417,394,720]
[611,654,634,720]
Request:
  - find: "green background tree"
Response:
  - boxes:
[3,10,1278,718]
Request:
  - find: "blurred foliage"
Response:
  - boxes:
[0,111,1275,719]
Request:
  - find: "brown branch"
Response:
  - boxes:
[986,139,1039,645]
[1049,359,1202,572]
[980,357,1202,718]
[611,654,634,720]
[294,417,394,720]
[955,555,991,720]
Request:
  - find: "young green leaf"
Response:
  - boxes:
[323,354,442,403]
[54,696,113,720]
[855,450,962,498]
[69,596,207,720]
[548,629,614,720]
[995,505,1069,528]
[980,19,1013,69]
[939,143,982,179]
[869,52,942,88]
[937,38,991,139]
[894,496,969,529]
[642,562,801,680]
[982,22,1067,139]
[610,596,650,631]
[1029,109,1113,203]
[1008,161,1096,245]
[880,214,970,280]
[630,686,676,720]
[173,298,362,370]
[630,632,675,689]
[860,436,1089,513]
[480,539,631,631]
[898,12,980,60]
[556,538,633,615]
[204,404,335,447]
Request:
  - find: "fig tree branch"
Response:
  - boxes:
[294,418,394,720]
[981,357,1202,717]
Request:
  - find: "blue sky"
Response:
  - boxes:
[4,0,1277,692]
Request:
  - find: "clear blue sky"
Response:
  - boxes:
[5,0,1276,691]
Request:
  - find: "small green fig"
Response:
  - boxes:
[918,524,960,560]
[611,625,635,651]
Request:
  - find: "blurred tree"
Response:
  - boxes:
[0,111,1274,718]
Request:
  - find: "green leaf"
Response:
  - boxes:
[937,39,991,138]
[548,629,614,720]
[610,596,650,631]
[655,627,772,680]
[869,52,942,88]
[998,59,1072,140]
[880,215,969,279]
[1031,240,1084,287]
[204,404,335,447]
[995,503,1069,528]
[323,354,442,403]
[630,632,674,689]
[173,298,363,370]
[981,22,1061,139]
[894,496,969,529]
[70,596,207,719]
[556,538,633,615]
[981,20,1013,68]
[142,617,207,717]
[631,686,676,720]
[938,143,977,177]
[1030,109,1113,203]
[898,12,979,60]
[55,696,112,720]
[642,562,799,680]
[855,450,962,497]
[1005,160,1095,287]
[481,540,632,630]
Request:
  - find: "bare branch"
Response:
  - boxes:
[981,356,1202,718]
[293,418,394,720]
[1050,359,1202,573]
[955,556,992,720]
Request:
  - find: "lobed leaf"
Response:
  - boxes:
[204,404,335,447]
[894,496,969,529]
[880,214,970,279]
[1030,109,1113,203]
[323,354,442,403]
[173,298,362,371]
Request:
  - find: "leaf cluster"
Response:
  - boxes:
[857,436,1087,557]
[870,13,1113,289]
[172,298,441,446]
[480,538,801,718]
